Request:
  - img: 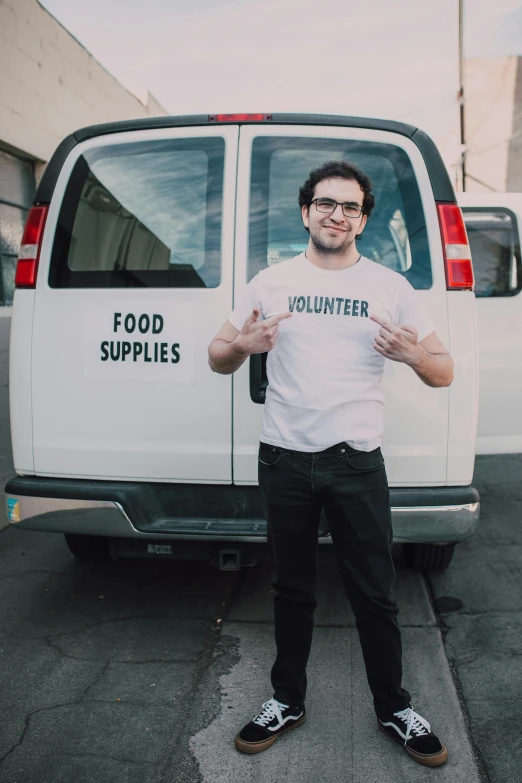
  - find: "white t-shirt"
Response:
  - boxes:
[228,253,436,452]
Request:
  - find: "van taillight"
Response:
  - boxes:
[436,203,474,290]
[15,205,49,288]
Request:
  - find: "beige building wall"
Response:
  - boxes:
[0,0,169,530]
[464,57,519,192]
[0,0,168,166]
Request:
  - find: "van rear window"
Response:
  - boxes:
[248,137,432,289]
[49,137,225,289]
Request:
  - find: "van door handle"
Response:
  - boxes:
[249,353,268,404]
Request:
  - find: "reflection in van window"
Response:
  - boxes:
[462,208,521,297]
[49,138,225,289]
[248,137,431,289]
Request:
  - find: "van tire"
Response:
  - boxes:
[402,542,456,572]
[64,534,112,562]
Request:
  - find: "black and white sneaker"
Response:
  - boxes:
[378,704,448,766]
[235,697,306,754]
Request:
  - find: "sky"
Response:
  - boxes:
[39,0,522,106]
[38,0,522,172]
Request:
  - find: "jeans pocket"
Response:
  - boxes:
[258,442,284,467]
[344,446,384,471]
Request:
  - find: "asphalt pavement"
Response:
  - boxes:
[428,453,522,783]
[0,453,520,782]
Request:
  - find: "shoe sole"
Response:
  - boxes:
[378,723,449,767]
[234,715,306,754]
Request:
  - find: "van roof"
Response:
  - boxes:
[35,112,455,205]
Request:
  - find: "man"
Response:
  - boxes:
[208,160,453,767]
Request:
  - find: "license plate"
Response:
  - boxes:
[147,544,173,555]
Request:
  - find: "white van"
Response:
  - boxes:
[457,192,522,455]
[5,113,479,572]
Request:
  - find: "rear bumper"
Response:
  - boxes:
[5,476,480,545]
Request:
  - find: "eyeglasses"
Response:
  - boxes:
[311,198,363,218]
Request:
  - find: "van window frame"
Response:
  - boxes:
[246,135,433,290]
[461,205,522,299]
[47,137,226,290]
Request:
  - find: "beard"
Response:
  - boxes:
[309,225,356,255]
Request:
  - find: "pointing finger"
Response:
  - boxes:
[370,314,393,332]
[265,311,293,326]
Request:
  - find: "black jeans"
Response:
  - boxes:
[258,439,411,720]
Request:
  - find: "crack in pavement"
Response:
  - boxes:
[0,652,114,765]
[0,699,81,766]
[79,657,113,702]
[5,613,224,643]
[0,653,184,769]
[42,614,219,640]
[45,636,200,664]
[45,615,183,638]
[0,600,232,775]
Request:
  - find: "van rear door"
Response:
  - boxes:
[31,125,238,482]
[232,125,450,485]
[458,192,522,454]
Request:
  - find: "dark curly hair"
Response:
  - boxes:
[298,160,375,237]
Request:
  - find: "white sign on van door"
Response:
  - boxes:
[83,300,197,384]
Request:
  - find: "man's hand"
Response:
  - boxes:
[369,313,423,365]
[370,314,454,387]
[237,308,292,355]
